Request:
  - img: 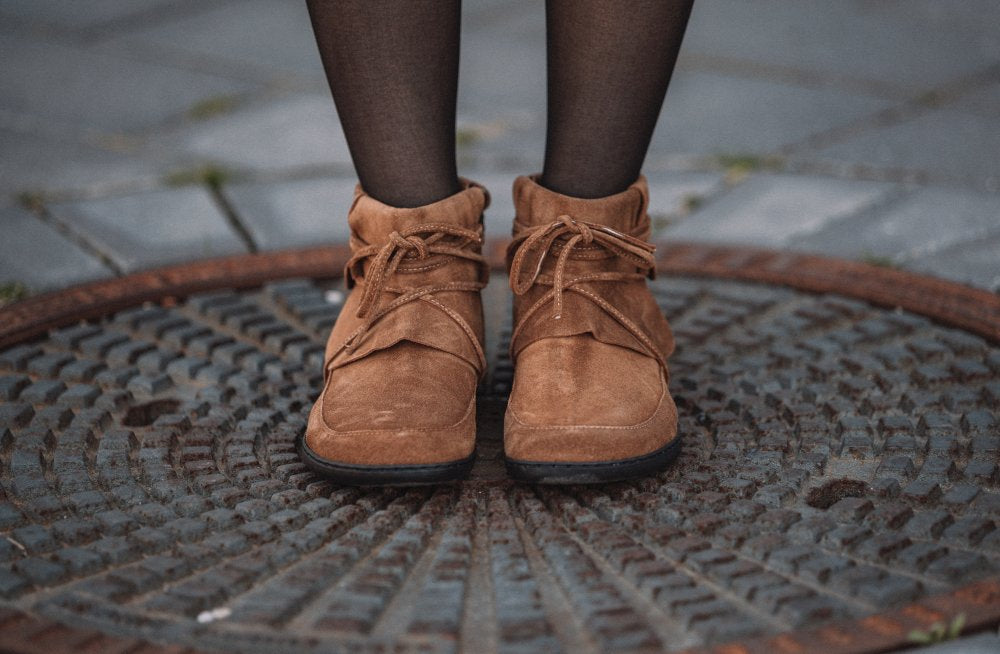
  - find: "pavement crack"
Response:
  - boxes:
[24,201,124,276]
[679,53,912,101]
[776,62,1000,158]
[781,185,916,254]
[74,0,243,46]
[210,184,258,254]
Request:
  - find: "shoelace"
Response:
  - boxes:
[331,222,489,370]
[507,214,666,366]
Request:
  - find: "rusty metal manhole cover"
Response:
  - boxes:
[0,243,998,654]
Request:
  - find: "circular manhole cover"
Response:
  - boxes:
[0,244,998,654]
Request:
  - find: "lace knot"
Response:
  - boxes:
[387,231,430,259]
[556,214,594,244]
[338,222,488,358]
[508,215,656,320]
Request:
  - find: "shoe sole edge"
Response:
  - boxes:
[297,434,475,486]
[504,435,682,484]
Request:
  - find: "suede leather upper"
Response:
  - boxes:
[305,179,489,466]
[504,174,678,463]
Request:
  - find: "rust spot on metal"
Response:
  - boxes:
[817,626,854,646]
[859,615,904,637]
[770,634,806,653]
[714,644,752,654]
[901,604,946,625]
[953,580,1000,604]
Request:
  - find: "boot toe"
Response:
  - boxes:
[306,344,477,467]
[503,336,677,464]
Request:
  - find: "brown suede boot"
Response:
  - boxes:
[300,179,490,485]
[503,174,680,483]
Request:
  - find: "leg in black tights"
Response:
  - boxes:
[541,0,695,199]
[305,0,462,208]
[307,1,693,206]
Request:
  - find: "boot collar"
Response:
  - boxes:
[511,174,649,233]
[349,177,490,247]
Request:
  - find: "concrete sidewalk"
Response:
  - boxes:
[2,0,999,299]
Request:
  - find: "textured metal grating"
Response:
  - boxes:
[0,265,998,653]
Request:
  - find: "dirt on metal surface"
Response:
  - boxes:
[0,243,998,653]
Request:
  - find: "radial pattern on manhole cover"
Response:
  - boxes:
[0,250,998,654]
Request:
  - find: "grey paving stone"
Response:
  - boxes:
[158,93,351,172]
[454,111,545,172]
[0,128,160,199]
[224,177,355,250]
[47,188,246,273]
[799,109,1000,189]
[664,174,896,247]
[953,81,1000,120]
[97,0,326,82]
[910,232,1000,291]
[460,0,544,114]
[0,29,253,133]
[792,187,1000,261]
[0,0,180,32]
[456,0,546,168]
[650,72,894,159]
[647,172,728,227]
[680,0,1000,92]
[0,205,110,291]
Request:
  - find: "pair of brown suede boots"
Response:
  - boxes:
[298,174,680,485]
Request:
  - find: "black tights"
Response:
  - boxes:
[306,0,694,207]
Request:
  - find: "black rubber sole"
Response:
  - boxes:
[505,436,682,485]
[297,434,475,486]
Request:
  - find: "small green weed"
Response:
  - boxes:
[908,613,966,645]
[16,191,46,212]
[650,213,674,231]
[859,251,899,269]
[456,127,481,148]
[715,153,783,182]
[0,281,29,307]
[717,153,765,172]
[187,95,239,121]
[681,193,703,213]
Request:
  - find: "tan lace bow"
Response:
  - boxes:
[336,222,489,367]
[507,214,665,366]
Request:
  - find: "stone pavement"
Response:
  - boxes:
[1,0,998,300]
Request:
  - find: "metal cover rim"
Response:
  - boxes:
[2,241,998,350]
